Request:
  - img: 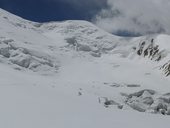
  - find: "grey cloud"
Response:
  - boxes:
[94,0,170,35]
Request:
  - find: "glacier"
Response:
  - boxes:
[0,8,170,128]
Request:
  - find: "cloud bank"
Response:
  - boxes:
[94,0,170,36]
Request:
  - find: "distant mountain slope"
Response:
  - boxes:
[1,8,170,76]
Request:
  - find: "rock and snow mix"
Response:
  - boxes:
[125,90,170,115]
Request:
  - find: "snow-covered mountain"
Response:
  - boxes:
[1,8,170,128]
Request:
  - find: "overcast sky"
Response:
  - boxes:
[0,0,170,36]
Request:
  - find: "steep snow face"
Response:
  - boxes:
[1,8,170,128]
[39,20,123,59]
[0,9,125,75]
[0,9,60,74]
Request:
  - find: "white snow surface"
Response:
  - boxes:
[0,8,170,128]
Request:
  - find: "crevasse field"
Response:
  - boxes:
[0,8,170,128]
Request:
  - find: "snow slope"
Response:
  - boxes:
[0,8,170,128]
